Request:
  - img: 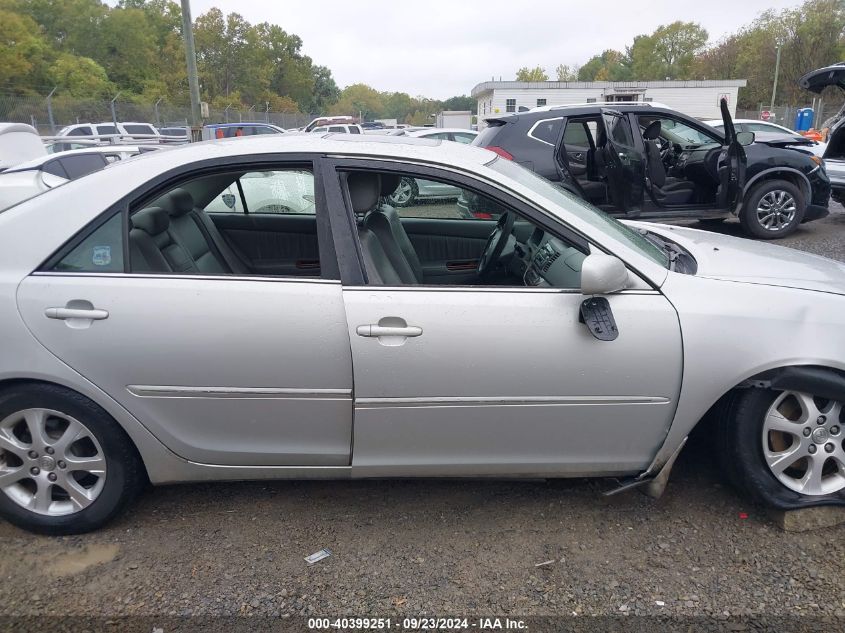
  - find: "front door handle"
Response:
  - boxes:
[356,325,422,338]
[45,307,109,320]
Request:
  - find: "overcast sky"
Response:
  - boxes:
[189,0,800,99]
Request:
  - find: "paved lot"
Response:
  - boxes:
[1,204,844,625]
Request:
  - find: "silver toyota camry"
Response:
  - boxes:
[1,134,844,534]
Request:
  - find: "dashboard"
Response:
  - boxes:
[511,226,586,289]
[671,143,723,187]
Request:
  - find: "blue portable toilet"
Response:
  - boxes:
[795,108,814,131]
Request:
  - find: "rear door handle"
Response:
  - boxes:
[45,307,109,320]
[356,325,422,338]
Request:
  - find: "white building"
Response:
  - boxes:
[435,110,472,129]
[472,80,747,129]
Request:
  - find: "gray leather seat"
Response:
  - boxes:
[162,189,241,274]
[129,207,196,273]
[346,172,405,285]
[362,174,424,284]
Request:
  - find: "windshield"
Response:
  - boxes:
[657,118,719,146]
[489,158,670,268]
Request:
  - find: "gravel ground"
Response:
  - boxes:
[1,204,844,627]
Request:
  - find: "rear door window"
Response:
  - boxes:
[96,125,118,136]
[205,170,316,215]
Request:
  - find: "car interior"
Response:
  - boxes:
[637,116,724,207]
[128,169,323,278]
[343,170,586,289]
[89,165,587,290]
[559,115,724,211]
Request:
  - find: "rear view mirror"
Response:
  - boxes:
[736,131,755,146]
[580,253,629,295]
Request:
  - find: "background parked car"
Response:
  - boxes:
[202,122,287,139]
[799,61,845,203]
[385,128,479,207]
[0,123,47,171]
[57,122,159,140]
[0,146,161,210]
[309,123,363,134]
[473,100,830,238]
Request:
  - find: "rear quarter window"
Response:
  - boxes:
[473,122,506,146]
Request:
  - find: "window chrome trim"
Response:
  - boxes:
[30,271,341,284]
[341,285,657,294]
[526,117,565,147]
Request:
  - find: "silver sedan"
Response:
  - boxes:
[1,134,844,534]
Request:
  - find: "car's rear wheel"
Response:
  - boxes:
[388,177,418,207]
[739,179,804,239]
[0,383,144,534]
[718,387,845,508]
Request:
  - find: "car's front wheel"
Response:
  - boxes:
[739,179,804,239]
[718,388,845,509]
[0,383,145,534]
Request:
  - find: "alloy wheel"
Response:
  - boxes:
[0,408,107,516]
[761,391,845,496]
[390,180,414,205]
[755,190,797,232]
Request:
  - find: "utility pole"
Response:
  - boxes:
[770,45,782,112]
[110,92,121,129]
[154,97,163,127]
[46,87,57,135]
[180,0,202,129]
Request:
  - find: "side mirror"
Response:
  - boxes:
[581,253,629,295]
[736,131,755,146]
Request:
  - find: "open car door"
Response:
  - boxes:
[716,97,747,214]
[599,109,644,216]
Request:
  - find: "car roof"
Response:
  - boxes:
[528,101,673,113]
[406,128,477,136]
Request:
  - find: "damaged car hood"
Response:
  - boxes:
[635,223,845,295]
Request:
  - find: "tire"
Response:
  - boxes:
[739,179,804,239]
[716,388,845,510]
[388,177,418,207]
[0,383,145,534]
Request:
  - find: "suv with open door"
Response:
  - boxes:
[799,62,845,203]
[474,99,831,239]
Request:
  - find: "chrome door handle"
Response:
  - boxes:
[356,325,422,338]
[45,307,109,320]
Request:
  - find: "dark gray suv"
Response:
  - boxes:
[472,100,831,239]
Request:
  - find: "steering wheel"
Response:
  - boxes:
[659,137,673,162]
[477,211,515,278]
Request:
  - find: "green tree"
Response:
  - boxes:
[555,64,579,81]
[0,8,50,92]
[48,52,113,97]
[516,66,549,81]
[578,50,631,81]
[442,95,475,113]
[649,21,708,79]
[332,83,385,118]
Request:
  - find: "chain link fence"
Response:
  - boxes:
[0,93,316,134]
[735,103,833,130]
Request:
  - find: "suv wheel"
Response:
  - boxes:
[0,383,145,534]
[717,388,845,509]
[739,179,804,239]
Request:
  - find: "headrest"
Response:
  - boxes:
[380,174,401,197]
[347,172,381,213]
[643,120,662,141]
[131,207,170,236]
[166,188,194,216]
